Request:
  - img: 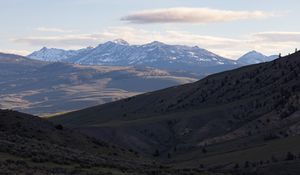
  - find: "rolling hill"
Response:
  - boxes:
[0,53,197,116]
[51,50,300,174]
[1,109,223,175]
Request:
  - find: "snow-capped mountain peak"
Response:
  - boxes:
[143,41,166,48]
[40,46,48,51]
[237,50,277,65]
[28,46,93,62]
[112,39,129,46]
[149,41,164,45]
[245,50,265,57]
[28,47,70,62]
[28,40,237,73]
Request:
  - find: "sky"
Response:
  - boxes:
[1,0,300,59]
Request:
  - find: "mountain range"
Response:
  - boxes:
[1,41,279,116]
[28,39,277,71]
[29,40,241,75]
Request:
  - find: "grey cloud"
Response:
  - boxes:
[121,8,274,24]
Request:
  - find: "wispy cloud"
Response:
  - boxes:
[121,7,275,24]
[12,27,240,49]
[36,27,73,33]
[11,27,299,58]
[0,49,30,56]
[12,34,100,48]
[253,31,300,43]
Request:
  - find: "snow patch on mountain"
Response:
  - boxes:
[28,40,238,73]
[28,47,93,62]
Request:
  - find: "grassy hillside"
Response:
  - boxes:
[51,51,300,174]
[0,109,229,175]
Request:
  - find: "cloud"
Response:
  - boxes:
[12,27,240,49]
[121,7,275,24]
[12,34,101,48]
[11,27,300,59]
[253,32,300,43]
[0,49,30,56]
[36,27,73,33]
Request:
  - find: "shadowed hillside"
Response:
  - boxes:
[51,51,300,174]
[0,109,226,175]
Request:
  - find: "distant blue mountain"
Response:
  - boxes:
[237,50,278,65]
[28,46,93,62]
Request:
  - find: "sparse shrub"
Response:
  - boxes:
[286,152,295,161]
[271,155,278,162]
[234,163,239,169]
[256,77,262,84]
[173,146,177,152]
[199,164,204,169]
[202,148,207,154]
[244,161,250,168]
[167,153,171,159]
[55,124,63,130]
[264,134,279,141]
[153,149,160,157]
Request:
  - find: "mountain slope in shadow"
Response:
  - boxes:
[1,109,223,174]
[51,51,300,174]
